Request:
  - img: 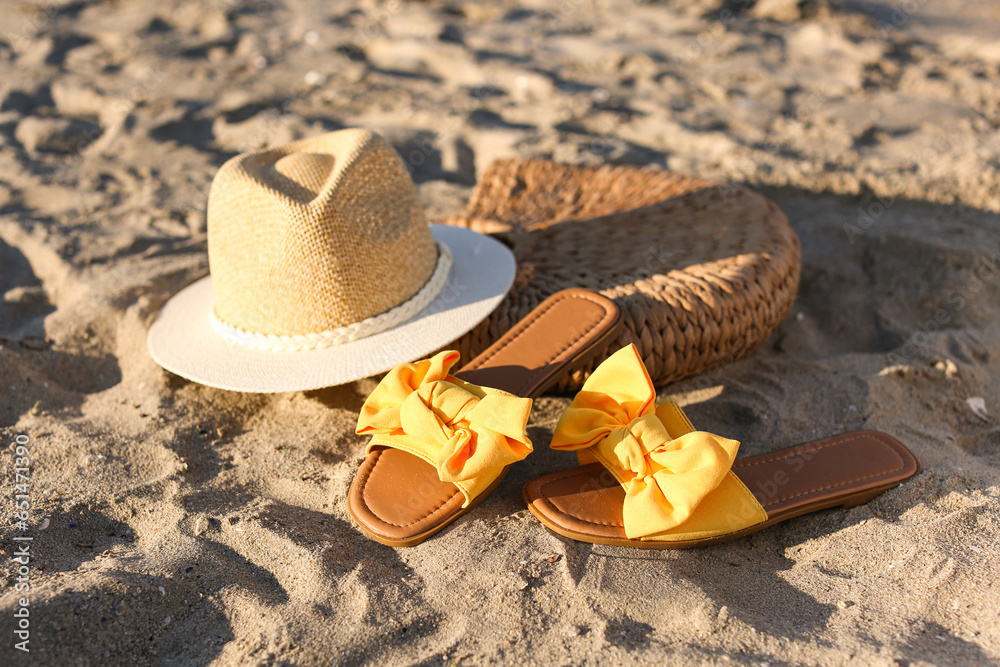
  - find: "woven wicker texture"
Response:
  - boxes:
[446,159,801,391]
[208,128,438,336]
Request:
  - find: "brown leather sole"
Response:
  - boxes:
[350,454,511,547]
[524,430,921,549]
[348,288,623,547]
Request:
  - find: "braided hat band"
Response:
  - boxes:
[209,243,453,352]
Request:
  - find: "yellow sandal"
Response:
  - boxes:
[524,344,920,548]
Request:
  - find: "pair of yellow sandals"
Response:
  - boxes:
[348,290,920,548]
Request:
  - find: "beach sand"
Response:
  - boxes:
[1,0,999,664]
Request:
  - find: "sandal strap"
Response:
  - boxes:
[357,350,532,506]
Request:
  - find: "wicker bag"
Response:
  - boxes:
[446,159,801,391]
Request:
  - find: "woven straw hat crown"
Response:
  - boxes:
[207,128,442,344]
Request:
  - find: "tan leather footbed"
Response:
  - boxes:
[523,430,920,548]
[349,288,623,546]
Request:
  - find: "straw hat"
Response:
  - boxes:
[148,128,515,393]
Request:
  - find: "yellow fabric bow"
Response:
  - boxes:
[357,350,533,506]
[551,344,767,540]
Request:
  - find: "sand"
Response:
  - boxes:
[1,0,999,664]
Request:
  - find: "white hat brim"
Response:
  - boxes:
[147,225,514,393]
